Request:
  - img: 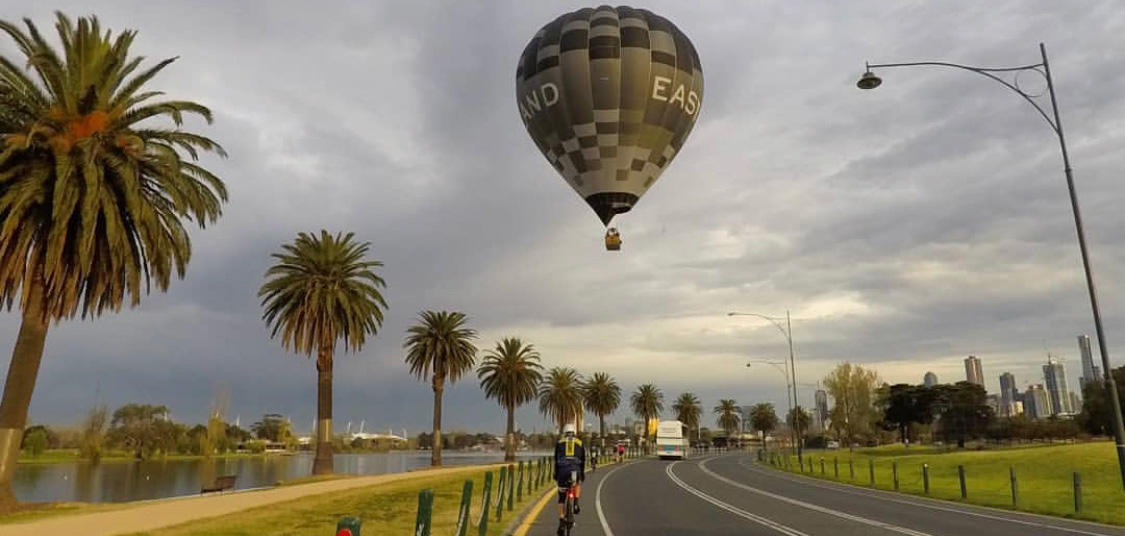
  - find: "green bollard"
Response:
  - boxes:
[414,489,434,536]
[495,466,507,522]
[923,464,930,494]
[517,461,524,501]
[849,460,855,480]
[454,479,473,536]
[834,457,839,478]
[1074,472,1082,513]
[1010,467,1018,508]
[507,464,515,511]
[336,516,362,536]
[478,472,493,536]
[893,462,899,490]
[869,460,875,486]
[820,458,825,476]
[958,465,966,499]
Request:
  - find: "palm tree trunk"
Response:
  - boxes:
[505,403,515,462]
[599,414,606,449]
[431,377,444,467]
[0,274,49,511]
[312,346,334,475]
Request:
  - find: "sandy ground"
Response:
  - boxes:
[0,463,504,536]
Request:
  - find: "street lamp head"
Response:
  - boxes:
[857,71,882,90]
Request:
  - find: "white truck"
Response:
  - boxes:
[656,420,689,460]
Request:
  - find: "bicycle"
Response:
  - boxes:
[558,470,578,536]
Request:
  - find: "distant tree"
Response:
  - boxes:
[877,383,935,444]
[672,392,702,441]
[932,382,995,448]
[539,367,584,434]
[259,230,388,474]
[107,403,172,460]
[631,384,664,444]
[698,427,713,444]
[20,425,58,451]
[404,310,479,467]
[477,337,543,461]
[823,362,881,447]
[787,406,812,436]
[582,373,622,445]
[225,424,252,444]
[78,405,108,462]
[713,399,741,442]
[1078,365,1125,436]
[22,428,47,456]
[747,403,779,436]
[250,414,290,442]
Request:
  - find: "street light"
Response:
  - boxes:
[857,43,1125,491]
[729,311,802,461]
[746,361,794,452]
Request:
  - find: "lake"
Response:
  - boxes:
[14,450,552,503]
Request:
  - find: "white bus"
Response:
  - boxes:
[656,420,689,460]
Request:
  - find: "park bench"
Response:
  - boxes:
[201,475,237,494]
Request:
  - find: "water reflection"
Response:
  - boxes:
[13,451,548,503]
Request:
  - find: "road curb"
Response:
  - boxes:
[505,485,556,536]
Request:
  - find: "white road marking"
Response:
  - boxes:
[734,455,1123,536]
[665,462,810,536]
[695,457,933,536]
[594,462,630,536]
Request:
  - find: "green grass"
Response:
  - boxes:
[0,501,138,525]
[763,441,1125,525]
[120,464,552,536]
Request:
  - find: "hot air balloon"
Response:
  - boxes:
[515,6,704,251]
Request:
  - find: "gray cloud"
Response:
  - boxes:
[3,0,1125,435]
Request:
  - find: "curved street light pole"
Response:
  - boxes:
[730,311,802,461]
[858,43,1125,491]
[747,361,794,451]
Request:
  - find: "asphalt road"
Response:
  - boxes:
[523,452,1125,536]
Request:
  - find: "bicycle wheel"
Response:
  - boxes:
[565,494,575,533]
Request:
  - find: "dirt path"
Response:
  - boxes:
[0,464,502,536]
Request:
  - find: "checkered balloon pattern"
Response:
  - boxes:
[516,5,704,225]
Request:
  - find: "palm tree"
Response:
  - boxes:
[258,231,387,474]
[747,402,779,436]
[672,392,702,441]
[538,367,583,434]
[477,337,543,462]
[630,384,664,446]
[0,13,228,508]
[404,311,478,467]
[714,399,741,445]
[580,372,622,446]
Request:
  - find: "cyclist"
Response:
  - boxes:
[554,423,585,536]
[616,442,625,463]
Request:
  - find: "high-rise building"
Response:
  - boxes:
[1043,356,1073,416]
[1024,384,1051,419]
[1078,335,1102,386]
[923,372,938,387]
[999,373,1018,417]
[965,356,984,387]
[985,394,1001,416]
[814,389,829,431]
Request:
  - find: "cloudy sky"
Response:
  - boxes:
[3,1,1125,436]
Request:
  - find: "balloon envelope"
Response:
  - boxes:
[516,5,704,225]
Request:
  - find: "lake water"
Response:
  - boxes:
[14,451,552,503]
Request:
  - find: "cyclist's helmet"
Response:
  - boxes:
[563,423,576,437]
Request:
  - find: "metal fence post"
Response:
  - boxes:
[958,465,967,499]
[849,459,855,480]
[1009,467,1018,508]
[834,457,839,478]
[923,464,930,495]
[1074,472,1083,513]
[414,489,434,536]
[869,460,875,486]
[893,462,899,490]
[820,458,826,475]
